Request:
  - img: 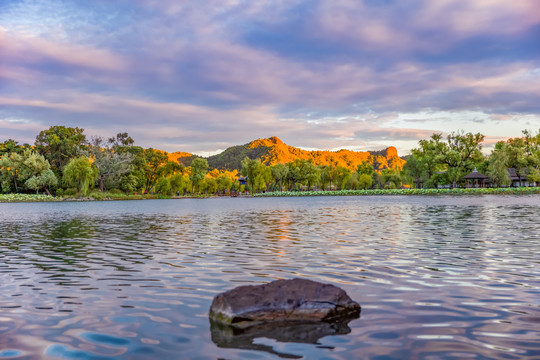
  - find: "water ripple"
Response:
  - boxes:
[0,196,539,359]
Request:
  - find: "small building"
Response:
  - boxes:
[463,168,488,188]
[507,168,527,187]
[238,176,247,186]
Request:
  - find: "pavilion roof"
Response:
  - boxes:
[463,168,488,180]
[507,167,521,180]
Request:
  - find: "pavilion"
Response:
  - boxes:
[463,168,488,188]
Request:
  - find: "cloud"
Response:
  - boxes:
[1,0,539,155]
[0,31,128,71]
[418,0,540,36]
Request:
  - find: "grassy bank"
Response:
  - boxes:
[253,187,540,197]
[0,192,167,203]
[2,187,540,202]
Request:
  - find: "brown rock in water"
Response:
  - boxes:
[209,278,361,328]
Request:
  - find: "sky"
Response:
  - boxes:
[1,0,539,156]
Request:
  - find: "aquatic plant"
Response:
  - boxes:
[0,194,58,202]
[253,187,540,197]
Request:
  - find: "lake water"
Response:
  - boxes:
[0,196,539,359]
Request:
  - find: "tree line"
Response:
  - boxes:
[1,126,539,197]
[405,130,540,188]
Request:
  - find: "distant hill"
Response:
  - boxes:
[157,136,406,172]
[206,136,406,171]
[166,151,196,166]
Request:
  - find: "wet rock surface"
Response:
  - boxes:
[209,278,361,328]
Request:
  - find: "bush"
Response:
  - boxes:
[88,191,107,200]
[63,188,77,196]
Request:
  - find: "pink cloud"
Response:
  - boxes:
[0,30,127,71]
[419,0,540,37]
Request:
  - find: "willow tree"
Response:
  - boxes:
[190,157,208,193]
[271,163,289,191]
[63,156,98,195]
[486,142,511,187]
[241,157,270,193]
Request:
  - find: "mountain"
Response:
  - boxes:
[205,136,405,171]
[166,151,196,166]
[157,136,406,171]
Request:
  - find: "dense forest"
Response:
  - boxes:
[0,126,539,197]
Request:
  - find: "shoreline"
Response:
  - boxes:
[0,193,224,203]
[1,187,540,203]
[254,187,540,197]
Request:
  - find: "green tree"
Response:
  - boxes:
[63,156,98,195]
[108,132,135,147]
[155,177,172,195]
[486,142,511,187]
[216,174,233,193]
[0,139,24,157]
[270,163,289,191]
[21,150,58,195]
[0,148,58,194]
[89,136,134,192]
[318,165,334,190]
[117,145,146,193]
[403,154,429,188]
[25,169,58,195]
[286,161,302,190]
[190,157,208,193]
[255,166,272,192]
[143,148,169,192]
[527,168,540,186]
[35,126,87,174]
[358,173,373,190]
[204,177,218,194]
[170,173,190,195]
[507,129,540,185]
[334,166,351,190]
[241,157,269,193]
[410,131,484,188]
[505,137,528,185]
[354,161,375,189]
[381,169,402,189]
[523,129,540,166]
[298,160,320,190]
[119,173,140,194]
[0,151,24,192]
[346,174,360,189]
[357,161,374,176]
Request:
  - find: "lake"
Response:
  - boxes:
[0,196,539,359]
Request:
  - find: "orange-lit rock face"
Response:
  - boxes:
[385,146,398,159]
[247,137,405,171]
[159,137,406,172]
[167,151,192,163]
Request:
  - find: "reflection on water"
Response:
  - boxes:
[0,196,539,359]
[210,316,357,359]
